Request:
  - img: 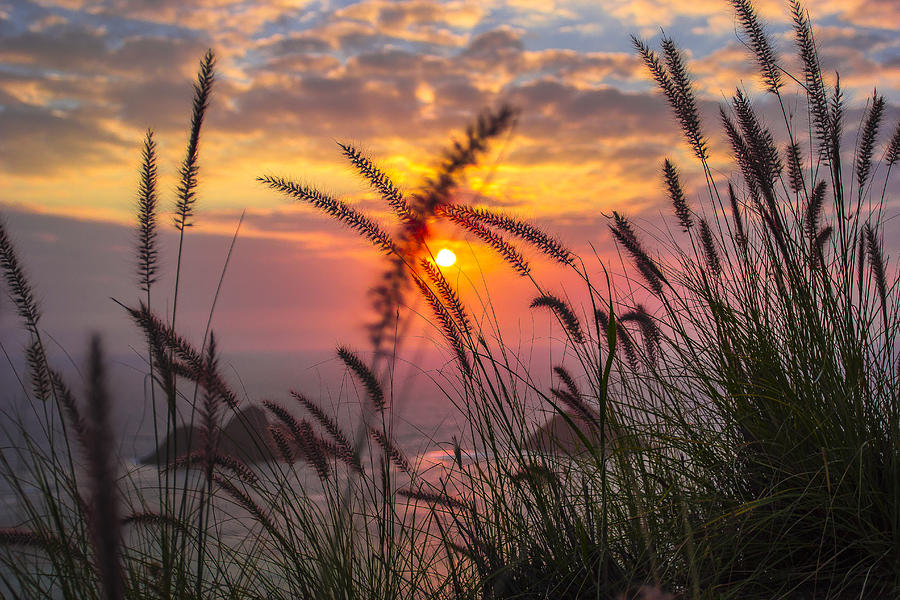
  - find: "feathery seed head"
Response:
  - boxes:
[85,335,124,600]
[855,92,885,197]
[727,183,747,248]
[620,305,662,365]
[663,159,692,231]
[731,0,782,92]
[337,346,385,410]
[174,51,215,232]
[0,218,41,336]
[258,176,398,254]
[439,205,531,275]
[531,295,584,344]
[886,120,900,166]
[339,142,413,222]
[136,129,159,293]
[786,142,805,194]
[609,212,666,295]
[269,425,295,463]
[865,223,888,319]
[370,427,411,474]
[805,180,827,240]
[699,219,721,276]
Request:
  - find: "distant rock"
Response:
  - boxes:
[140,404,280,465]
[523,410,616,456]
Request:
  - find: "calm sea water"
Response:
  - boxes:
[0,346,549,525]
[0,341,573,600]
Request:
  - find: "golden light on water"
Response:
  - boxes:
[435,248,457,267]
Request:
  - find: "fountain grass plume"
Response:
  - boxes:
[125,302,239,411]
[721,108,762,204]
[420,258,471,333]
[829,75,846,209]
[887,121,900,166]
[730,0,782,92]
[258,175,399,254]
[697,218,721,276]
[173,450,258,485]
[660,35,707,158]
[339,142,413,223]
[609,211,666,295]
[84,336,124,600]
[619,305,661,366]
[413,105,519,220]
[855,91,885,198]
[25,340,51,402]
[291,390,361,473]
[530,294,584,344]
[297,420,331,481]
[864,222,889,328]
[633,36,707,161]
[662,159,692,232]
[438,204,531,276]
[413,275,471,375]
[173,50,214,233]
[731,89,783,199]
[0,218,41,337]
[0,529,52,548]
[727,182,747,248]
[552,365,580,400]
[785,141,805,194]
[336,346,386,411]
[368,427,411,475]
[262,400,330,480]
[268,425,295,464]
[549,366,597,427]
[49,368,86,443]
[136,129,159,294]
[791,1,830,156]
[212,476,279,538]
[805,179,827,240]
[397,488,467,511]
[812,224,833,271]
[439,204,575,267]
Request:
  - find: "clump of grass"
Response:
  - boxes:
[617,1,900,596]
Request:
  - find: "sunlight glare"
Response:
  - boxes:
[435,248,457,267]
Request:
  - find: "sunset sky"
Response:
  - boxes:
[1,0,899,361]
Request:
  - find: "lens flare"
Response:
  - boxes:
[435,248,457,267]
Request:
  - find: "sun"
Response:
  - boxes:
[435,248,457,267]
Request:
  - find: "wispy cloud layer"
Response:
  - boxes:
[0,0,898,344]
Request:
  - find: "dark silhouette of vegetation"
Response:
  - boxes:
[0,1,897,598]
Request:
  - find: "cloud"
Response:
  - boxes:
[594,0,900,33]
[818,0,900,30]
[336,0,485,34]
[0,100,125,174]
[33,0,315,39]
[0,18,214,173]
[2,0,897,229]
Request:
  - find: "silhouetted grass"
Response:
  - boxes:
[0,1,897,598]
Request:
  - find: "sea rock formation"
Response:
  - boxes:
[523,410,616,456]
[139,404,280,465]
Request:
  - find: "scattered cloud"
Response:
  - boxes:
[1,0,897,292]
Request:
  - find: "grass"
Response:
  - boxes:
[1,0,898,598]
